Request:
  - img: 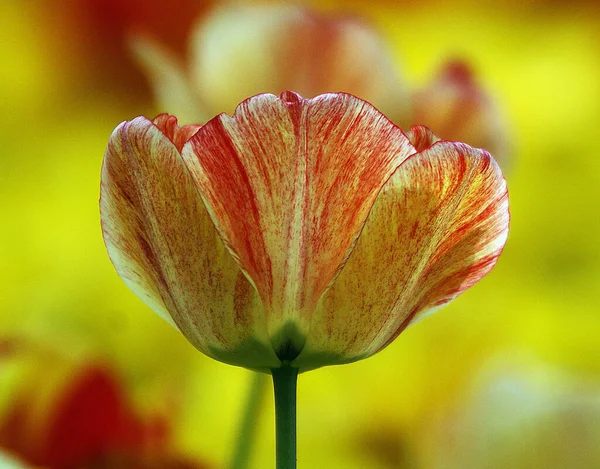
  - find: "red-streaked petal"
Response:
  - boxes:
[181,91,415,357]
[295,141,509,370]
[406,125,441,152]
[412,60,509,164]
[189,4,408,124]
[100,116,279,369]
[151,114,201,152]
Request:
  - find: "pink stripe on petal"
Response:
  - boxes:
[100,116,279,369]
[295,141,509,370]
[182,92,415,355]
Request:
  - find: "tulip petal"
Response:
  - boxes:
[100,116,280,369]
[405,125,441,152]
[182,92,415,359]
[190,4,408,124]
[295,140,509,370]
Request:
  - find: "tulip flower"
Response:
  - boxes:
[101,90,508,372]
[101,90,508,467]
[0,341,208,469]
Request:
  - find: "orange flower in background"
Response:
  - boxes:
[413,60,509,166]
[132,4,507,161]
[100,91,509,372]
[0,340,208,469]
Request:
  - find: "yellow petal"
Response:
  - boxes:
[181,92,415,360]
[189,4,408,122]
[295,140,509,370]
[100,116,279,369]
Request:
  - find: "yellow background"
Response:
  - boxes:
[1,0,599,467]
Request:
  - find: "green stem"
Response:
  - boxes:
[230,372,268,469]
[272,366,299,469]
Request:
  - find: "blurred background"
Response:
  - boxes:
[1,0,599,468]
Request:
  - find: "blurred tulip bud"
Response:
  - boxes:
[132,5,511,172]
[412,60,509,167]
[425,355,600,469]
[101,91,509,373]
[131,4,409,125]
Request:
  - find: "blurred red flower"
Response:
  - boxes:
[0,340,208,469]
